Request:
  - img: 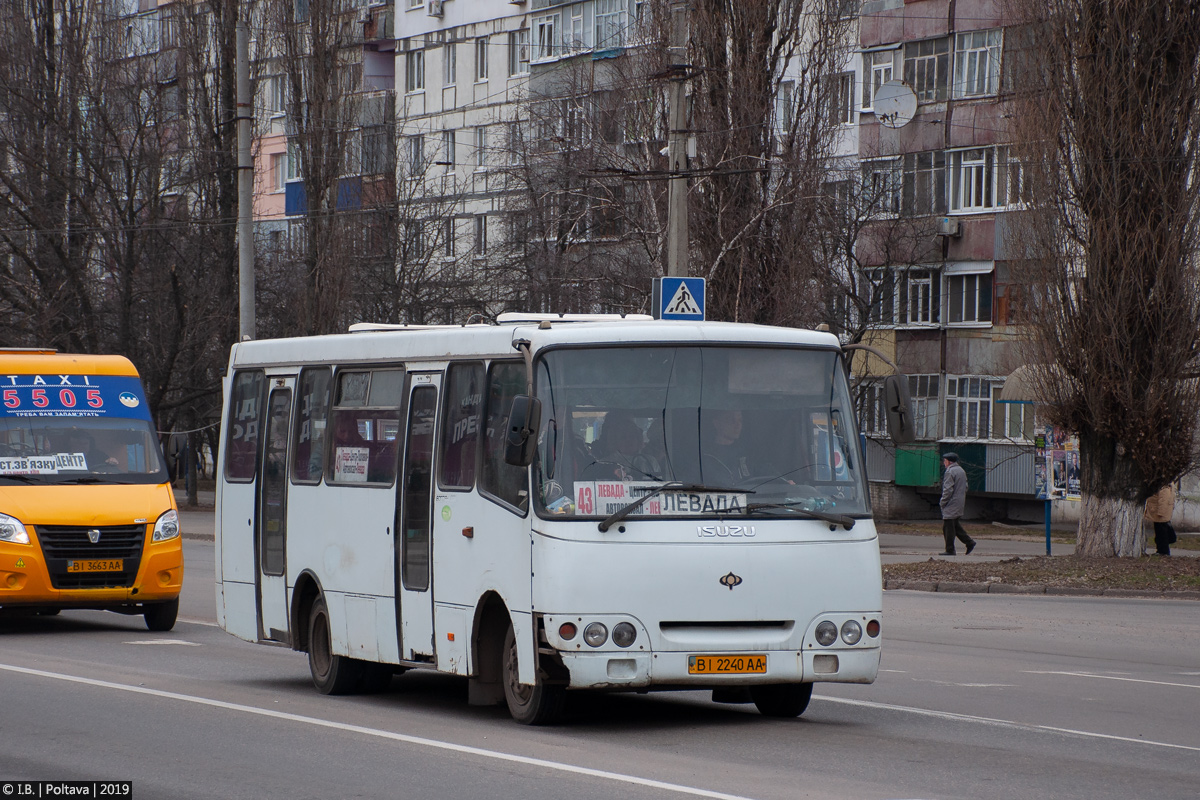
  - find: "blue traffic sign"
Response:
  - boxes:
[654,277,706,320]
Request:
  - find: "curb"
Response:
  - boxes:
[884,578,1199,600]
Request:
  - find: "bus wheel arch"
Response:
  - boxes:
[467,593,508,706]
[306,593,364,695]
[291,571,323,653]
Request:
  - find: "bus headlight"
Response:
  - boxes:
[612,622,637,648]
[0,513,30,544]
[583,622,609,647]
[814,621,838,646]
[152,510,180,542]
[841,620,863,645]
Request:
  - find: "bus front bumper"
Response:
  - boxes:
[0,540,183,609]
[557,646,880,690]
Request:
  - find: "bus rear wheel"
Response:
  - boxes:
[751,683,813,718]
[143,599,178,632]
[307,596,363,695]
[502,623,565,725]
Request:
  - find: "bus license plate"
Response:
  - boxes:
[688,654,767,675]
[67,559,123,573]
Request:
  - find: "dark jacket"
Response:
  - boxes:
[940,462,967,519]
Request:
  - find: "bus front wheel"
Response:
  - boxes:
[143,599,178,632]
[307,596,363,695]
[502,623,565,725]
[751,683,813,718]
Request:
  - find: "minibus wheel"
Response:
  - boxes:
[750,683,813,718]
[143,599,178,632]
[307,596,363,694]
[502,623,565,725]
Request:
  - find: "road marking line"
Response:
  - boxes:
[178,617,220,627]
[1023,670,1200,690]
[0,663,754,800]
[123,640,201,646]
[816,696,1200,752]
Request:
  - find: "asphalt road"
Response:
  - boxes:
[1,526,1197,799]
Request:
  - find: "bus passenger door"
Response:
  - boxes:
[257,379,294,642]
[395,373,439,660]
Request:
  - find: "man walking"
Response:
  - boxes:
[939,452,976,555]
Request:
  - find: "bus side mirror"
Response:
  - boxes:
[505,395,542,467]
[884,375,915,445]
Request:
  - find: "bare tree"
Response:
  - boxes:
[1007,0,1200,556]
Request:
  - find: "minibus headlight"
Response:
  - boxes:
[814,621,838,646]
[0,513,30,545]
[612,622,637,648]
[583,622,608,647]
[152,510,180,542]
[841,620,863,645]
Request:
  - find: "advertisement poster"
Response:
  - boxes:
[1039,425,1081,500]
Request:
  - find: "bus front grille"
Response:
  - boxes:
[35,525,145,589]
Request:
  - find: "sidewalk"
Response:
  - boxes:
[174,488,215,540]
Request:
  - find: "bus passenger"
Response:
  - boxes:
[702,409,751,484]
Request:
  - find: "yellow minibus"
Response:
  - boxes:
[0,349,182,630]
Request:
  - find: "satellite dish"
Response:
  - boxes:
[874,80,917,128]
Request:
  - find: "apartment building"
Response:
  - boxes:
[854,0,1037,519]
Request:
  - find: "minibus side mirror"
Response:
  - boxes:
[884,374,915,445]
[505,395,542,467]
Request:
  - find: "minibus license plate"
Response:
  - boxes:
[688,654,766,675]
[67,559,122,573]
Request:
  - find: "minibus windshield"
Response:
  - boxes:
[0,417,168,485]
[533,345,869,520]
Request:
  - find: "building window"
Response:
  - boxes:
[862,49,895,111]
[862,158,901,215]
[406,134,425,175]
[946,271,993,324]
[267,75,286,116]
[866,268,940,326]
[954,29,1002,98]
[443,41,456,86]
[272,153,287,191]
[534,13,559,61]
[567,4,589,52]
[407,0,421,8]
[286,140,301,181]
[909,374,941,440]
[902,151,947,217]
[829,72,854,125]
[443,218,456,258]
[475,214,488,255]
[475,37,489,81]
[945,376,993,439]
[950,148,994,212]
[596,0,624,48]
[992,386,1034,441]
[474,126,487,168]
[995,145,1031,207]
[406,49,425,93]
[440,129,455,171]
[362,125,395,176]
[508,29,530,75]
[903,37,951,103]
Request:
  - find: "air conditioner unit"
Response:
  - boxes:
[938,216,961,237]
[427,0,443,16]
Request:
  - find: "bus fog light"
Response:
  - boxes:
[813,654,839,674]
[866,619,880,638]
[841,620,862,645]
[583,622,608,647]
[815,621,838,646]
[612,622,637,647]
[558,622,578,640]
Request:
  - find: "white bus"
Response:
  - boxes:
[215,314,912,724]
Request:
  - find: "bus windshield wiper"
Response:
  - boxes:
[0,474,38,484]
[56,476,133,485]
[744,500,856,530]
[598,481,752,532]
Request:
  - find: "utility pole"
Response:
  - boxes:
[236,19,255,340]
[665,0,690,278]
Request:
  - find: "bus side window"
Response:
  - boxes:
[224,370,265,482]
[439,362,483,491]
[481,361,528,511]
[291,367,331,484]
[326,368,402,486]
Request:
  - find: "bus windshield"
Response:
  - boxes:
[533,345,868,520]
[0,417,168,485]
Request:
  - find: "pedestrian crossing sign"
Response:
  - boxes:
[653,277,706,320]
